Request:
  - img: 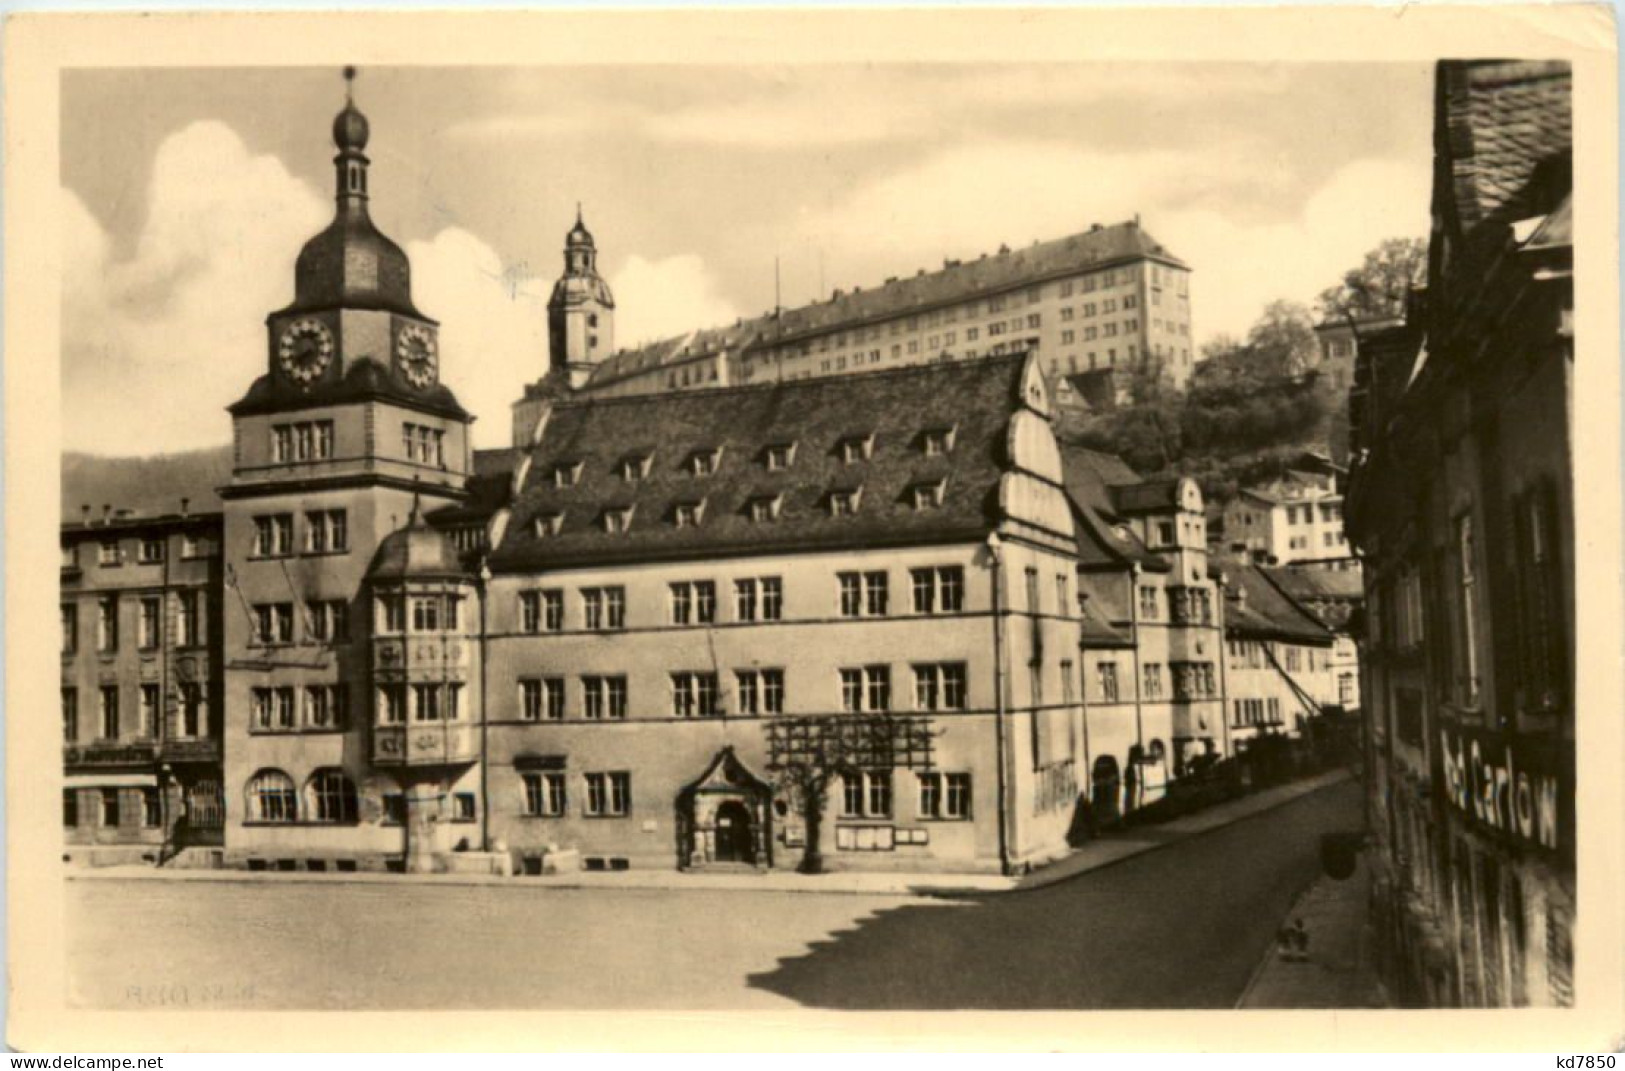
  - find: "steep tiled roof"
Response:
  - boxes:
[490,354,1036,571]
[1439,61,1572,233]
[589,220,1183,387]
[1057,444,1167,571]
[1224,564,1334,645]
[1263,565,1362,632]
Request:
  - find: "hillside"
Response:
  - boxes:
[1056,369,1346,505]
[61,444,233,519]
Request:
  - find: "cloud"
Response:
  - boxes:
[608,254,739,350]
[405,227,550,448]
[62,121,329,455]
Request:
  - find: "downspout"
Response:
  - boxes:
[1216,570,1234,759]
[157,532,172,865]
[1128,563,1146,750]
[986,532,1011,875]
[478,558,492,853]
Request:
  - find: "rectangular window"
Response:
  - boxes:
[304,509,349,554]
[180,681,205,738]
[734,669,785,716]
[919,772,972,819]
[1455,513,1482,708]
[582,587,625,630]
[177,590,202,646]
[520,678,566,721]
[97,596,118,652]
[523,772,567,817]
[307,599,349,643]
[254,603,294,645]
[273,425,293,463]
[912,662,968,710]
[841,771,892,818]
[253,514,294,558]
[138,683,159,738]
[758,577,783,621]
[62,687,78,742]
[139,537,165,564]
[670,672,719,718]
[584,771,631,817]
[1139,585,1160,620]
[378,594,406,634]
[1142,663,1163,700]
[98,540,120,567]
[1055,573,1071,617]
[101,789,120,828]
[520,589,563,633]
[377,685,407,726]
[63,789,78,828]
[1097,662,1119,703]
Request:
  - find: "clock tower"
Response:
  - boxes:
[220,69,479,869]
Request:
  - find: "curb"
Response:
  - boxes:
[1010,768,1355,896]
[66,769,1354,901]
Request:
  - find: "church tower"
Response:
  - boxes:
[547,207,615,389]
[219,69,480,869]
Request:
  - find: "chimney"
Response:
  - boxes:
[180,497,190,517]
[101,504,112,526]
[998,243,1010,255]
[1091,223,1103,233]
[81,504,91,527]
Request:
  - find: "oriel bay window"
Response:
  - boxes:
[377,594,406,634]
[410,683,463,722]
[377,685,407,725]
[670,672,719,717]
[411,594,459,632]
[584,771,631,817]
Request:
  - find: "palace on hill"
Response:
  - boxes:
[62,75,1351,882]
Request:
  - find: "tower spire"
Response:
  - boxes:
[332,66,370,208]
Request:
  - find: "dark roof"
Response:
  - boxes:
[275,202,425,321]
[61,510,222,539]
[490,354,1035,571]
[1111,478,1182,516]
[589,220,1184,387]
[229,357,470,421]
[1264,564,1363,631]
[368,500,469,581]
[1056,444,1166,571]
[427,448,521,527]
[1439,61,1572,234]
[1224,564,1334,645]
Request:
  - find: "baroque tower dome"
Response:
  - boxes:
[284,68,422,318]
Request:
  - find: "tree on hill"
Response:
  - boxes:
[1245,300,1320,378]
[1315,237,1427,322]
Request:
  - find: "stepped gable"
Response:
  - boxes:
[491,354,1034,571]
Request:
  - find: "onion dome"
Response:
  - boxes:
[368,496,468,581]
[550,204,616,308]
[282,67,423,319]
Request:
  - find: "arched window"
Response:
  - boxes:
[246,769,297,823]
[306,768,358,823]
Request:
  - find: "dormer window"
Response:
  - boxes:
[921,426,957,457]
[602,506,635,534]
[911,479,947,510]
[839,434,875,464]
[688,448,721,477]
[551,462,582,488]
[764,442,797,472]
[828,487,863,518]
[617,454,652,483]
[673,500,706,529]
[748,495,783,523]
[534,512,564,538]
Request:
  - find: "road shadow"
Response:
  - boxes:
[746,779,1362,1009]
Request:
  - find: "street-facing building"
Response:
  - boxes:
[1347,59,1574,1007]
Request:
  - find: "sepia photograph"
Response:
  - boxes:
[6,5,1620,1054]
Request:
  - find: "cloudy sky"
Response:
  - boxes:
[62,63,1434,455]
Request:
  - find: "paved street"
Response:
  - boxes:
[67,779,1360,1010]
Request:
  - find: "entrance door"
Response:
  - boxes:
[714,800,754,864]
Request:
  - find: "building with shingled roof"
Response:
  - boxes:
[1346,59,1574,1008]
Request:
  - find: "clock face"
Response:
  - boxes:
[395,324,437,388]
[277,319,334,385]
